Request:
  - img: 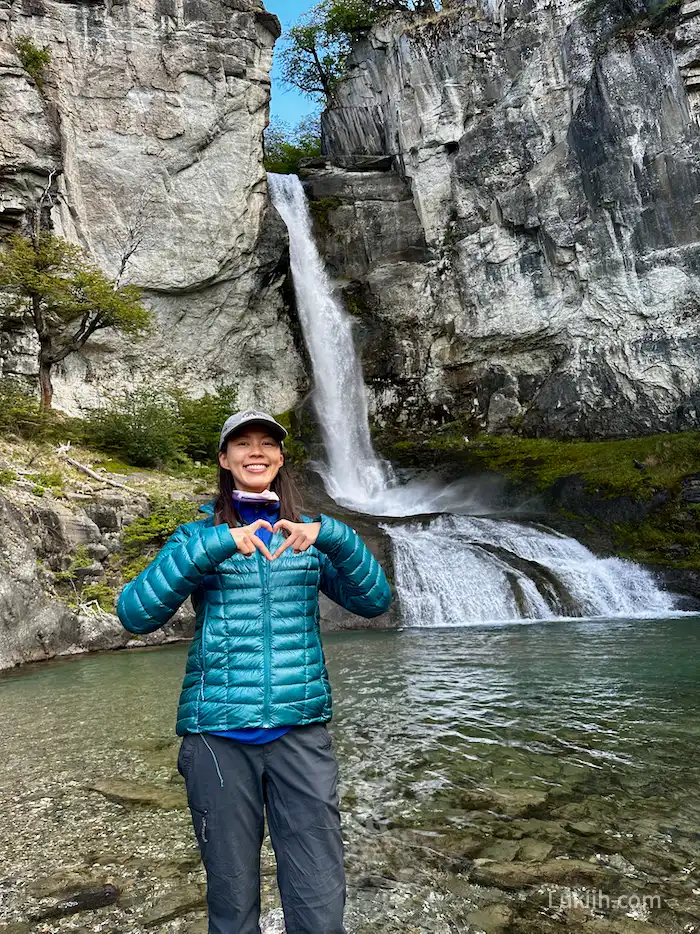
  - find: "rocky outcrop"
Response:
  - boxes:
[0,482,193,670]
[0,0,304,414]
[313,0,700,438]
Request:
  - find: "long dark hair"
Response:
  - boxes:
[214,443,303,528]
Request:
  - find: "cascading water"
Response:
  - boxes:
[267,173,394,507]
[268,173,677,623]
[385,515,675,625]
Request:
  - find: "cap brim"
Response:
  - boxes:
[220,420,287,449]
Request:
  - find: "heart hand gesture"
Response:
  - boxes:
[229,519,275,560]
[270,520,321,560]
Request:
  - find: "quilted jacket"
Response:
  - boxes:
[117,503,392,735]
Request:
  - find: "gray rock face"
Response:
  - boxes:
[0,491,193,670]
[0,0,304,414]
[317,0,700,437]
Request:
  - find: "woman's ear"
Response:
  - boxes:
[218,449,229,470]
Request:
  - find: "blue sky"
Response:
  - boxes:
[265,0,320,125]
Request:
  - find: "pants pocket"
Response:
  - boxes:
[177,734,198,778]
[190,805,209,852]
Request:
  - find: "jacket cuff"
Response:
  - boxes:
[200,523,239,565]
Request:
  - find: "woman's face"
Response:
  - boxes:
[218,427,284,492]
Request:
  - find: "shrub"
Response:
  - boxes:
[84,389,185,468]
[14,36,51,91]
[174,383,239,462]
[121,496,200,560]
[80,583,117,611]
[83,384,239,469]
[0,380,44,437]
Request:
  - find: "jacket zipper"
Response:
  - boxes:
[200,615,206,701]
[259,540,273,728]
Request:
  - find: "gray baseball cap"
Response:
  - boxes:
[219,410,288,450]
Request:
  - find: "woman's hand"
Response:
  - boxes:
[270,520,321,560]
[229,520,274,559]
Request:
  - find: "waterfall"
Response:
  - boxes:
[268,173,677,623]
[268,173,395,508]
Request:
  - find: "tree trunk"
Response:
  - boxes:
[39,354,53,411]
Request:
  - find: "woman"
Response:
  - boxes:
[117,409,392,934]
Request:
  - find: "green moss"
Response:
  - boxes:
[14,36,51,92]
[308,197,342,232]
[379,430,700,501]
[0,468,17,485]
[32,485,46,497]
[55,545,93,583]
[36,470,63,491]
[614,502,700,570]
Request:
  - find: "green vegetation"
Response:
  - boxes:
[14,36,51,91]
[264,118,322,174]
[0,232,151,409]
[274,409,309,467]
[55,545,94,584]
[280,1,426,103]
[81,383,239,469]
[613,502,700,569]
[379,427,700,571]
[0,468,17,485]
[381,430,700,500]
[119,496,200,580]
[309,197,343,231]
[80,583,117,612]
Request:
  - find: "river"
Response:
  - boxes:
[1,616,699,933]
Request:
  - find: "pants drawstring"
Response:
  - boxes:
[201,734,225,788]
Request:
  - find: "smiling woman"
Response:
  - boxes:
[116,407,392,934]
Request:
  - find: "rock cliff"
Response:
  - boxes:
[311,0,700,438]
[0,0,303,414]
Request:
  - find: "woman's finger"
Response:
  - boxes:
[249,519,273,533]
[252,537,274,561]
[271,535,296,560]
[273,519,293,534]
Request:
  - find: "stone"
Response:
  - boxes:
[85,542,109,562]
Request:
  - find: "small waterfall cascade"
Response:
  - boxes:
[268,173,677,624]
[384,515,675,625]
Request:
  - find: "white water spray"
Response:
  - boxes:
[384,515,676,625]
[268,173,677,623]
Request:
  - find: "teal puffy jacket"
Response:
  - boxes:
[117,503,392,735]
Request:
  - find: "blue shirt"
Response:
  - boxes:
[208,496,292,745]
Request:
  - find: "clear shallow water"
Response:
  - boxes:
[1,617,699,932]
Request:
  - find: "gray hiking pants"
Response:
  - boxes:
[177,725,346,934]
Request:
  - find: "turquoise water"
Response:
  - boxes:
[1,616,699,932]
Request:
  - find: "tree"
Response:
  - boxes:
[279,0,425,104]
[0,232,151,409]
[264,117,322,174]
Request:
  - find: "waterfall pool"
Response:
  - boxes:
[1,617,698,933]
